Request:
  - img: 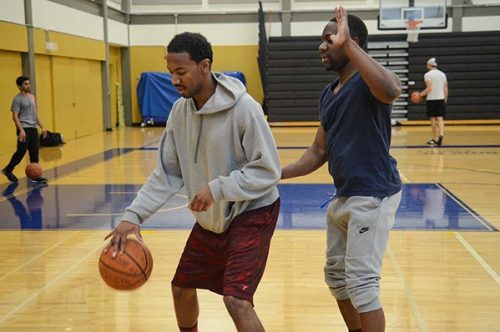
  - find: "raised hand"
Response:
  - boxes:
[330,6,351,49]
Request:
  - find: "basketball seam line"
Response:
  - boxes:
[99,260,145,277]
[124,250,150,281]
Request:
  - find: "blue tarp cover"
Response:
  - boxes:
[137,71,246,124]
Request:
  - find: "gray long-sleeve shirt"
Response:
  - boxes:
[122,73,281,233]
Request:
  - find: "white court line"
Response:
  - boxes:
[0,232,79,283]
[109,192,188,199]
[0,241,103,324]
[387,244,429,332]
[67,203,188,217]
[0,186,44,203]
[398,170,410,183]
[109,191,137,194]
[437,184,495,231]
[455,232,500,285]
[67,193,188,217]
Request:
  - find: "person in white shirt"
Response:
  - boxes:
[418,57,448,147]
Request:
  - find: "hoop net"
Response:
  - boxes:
[405,19,422,43]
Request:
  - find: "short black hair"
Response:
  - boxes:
[16,76,30,87]
[330,14,368,51]
[167,32,213,64]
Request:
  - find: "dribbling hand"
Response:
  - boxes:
[104,220,143,258]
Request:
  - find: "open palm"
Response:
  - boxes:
[330,6,351,48]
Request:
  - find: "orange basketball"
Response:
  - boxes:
[25,163,43,180]
[99,239,153,290]
[410,91,423,104]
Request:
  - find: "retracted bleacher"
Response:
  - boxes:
[264,31,500,123]
[265,34,408,123]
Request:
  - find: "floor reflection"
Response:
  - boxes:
[0,183,493,231]
[2,183,47,229]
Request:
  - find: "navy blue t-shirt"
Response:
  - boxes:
[319,73,401,197]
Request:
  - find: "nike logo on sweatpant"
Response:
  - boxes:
[359,227,370,234]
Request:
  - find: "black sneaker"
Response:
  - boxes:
[437,135,444,147]
[30,177,48,184]
[2,168,19,182]
[426,139,437,145]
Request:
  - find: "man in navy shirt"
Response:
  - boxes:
[282,7,402,332]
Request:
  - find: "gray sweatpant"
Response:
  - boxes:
[324,191,401,313]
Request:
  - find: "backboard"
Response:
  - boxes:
[378,0,448,30]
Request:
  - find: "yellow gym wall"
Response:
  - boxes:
[0,21,26,156]
[0,21,27,53]
[130,46,167,124]
[32,29,105,140]
[50,56,103,140]
[35,55,55,133]
[212,45,263,104]
[129,44,263,124]
[0,24,108,157]
[1,19,264,153]
[33,29,105,61]
[0,50,23,156]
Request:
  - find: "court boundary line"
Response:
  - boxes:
[454,232,500,285]
[0,241,103,325]
[67,204,188,217]
[387,244,429,332]
[397,161,500,177]
[437,183,498,231]
[398,170,410,183]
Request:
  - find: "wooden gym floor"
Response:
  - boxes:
[0,124,499,331]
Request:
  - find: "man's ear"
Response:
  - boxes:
[352,36,360,46]
[201,59,211,73]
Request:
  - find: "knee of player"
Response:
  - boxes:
[351,295,382,313]
[346,281,381,312]
[223,295,252,314]
[171,284,195,301]
[328,285,349,301]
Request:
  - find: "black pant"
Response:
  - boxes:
[4,127,39,173]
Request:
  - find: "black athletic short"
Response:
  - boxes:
[426,100,446,117]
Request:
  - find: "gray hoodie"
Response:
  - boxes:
[122,73,281,233]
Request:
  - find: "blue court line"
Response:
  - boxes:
[141,140,161,148]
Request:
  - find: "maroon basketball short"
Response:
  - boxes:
[172,198,280,304]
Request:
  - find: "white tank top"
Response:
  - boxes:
[424,69,447,100]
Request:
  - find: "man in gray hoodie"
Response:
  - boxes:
[105,32,281,332]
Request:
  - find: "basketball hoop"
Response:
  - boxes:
[405,19,422,43]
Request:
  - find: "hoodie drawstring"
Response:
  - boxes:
[194,116,203,163]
